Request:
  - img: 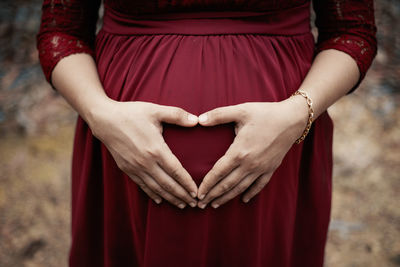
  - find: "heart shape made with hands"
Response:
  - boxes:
[161,103,253,209]
[162,100,299,209]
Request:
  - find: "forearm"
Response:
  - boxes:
[291,49,360,120]
[51,53,200,207]
[51,53,114,125]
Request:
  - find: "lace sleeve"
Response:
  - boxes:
[36,0,102,89]
[312,0,378,94]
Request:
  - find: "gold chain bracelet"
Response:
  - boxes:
[291,89,314,144]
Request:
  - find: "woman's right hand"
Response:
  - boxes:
[86,99,199,209]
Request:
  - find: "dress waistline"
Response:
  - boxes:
[101,2,311,36]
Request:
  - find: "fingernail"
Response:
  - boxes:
[178,203,186,209]
[188,114,198,122]
[190,192,197,198]
[199,114,208,123]
[212,203,219,209]
[155,198,162,204]
[243,198,249,203]
[199,194,205,200]
[198,203,206,209]
[190,202,197,208]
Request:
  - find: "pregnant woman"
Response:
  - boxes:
[36,0,377,266]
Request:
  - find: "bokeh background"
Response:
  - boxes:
[0,0,399,266]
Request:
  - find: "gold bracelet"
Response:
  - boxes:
[291,89,314,144]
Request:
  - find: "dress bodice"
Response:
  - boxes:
[36,0,377,93]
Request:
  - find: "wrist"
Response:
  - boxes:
[281,93,310,141]
[289,90,315,144]
[82,94,117,129]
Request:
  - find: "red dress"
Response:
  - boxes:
[36,1,377,266]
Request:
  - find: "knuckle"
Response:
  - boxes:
[202,174,217,189]
[152,186,164,195]
[203,110,215,123]
[169,165,182,179]
[128,175,139,183]
[135,157,150,169]
[235,184,248,194]
[140,186,152,196]
[146,191,158,199]
[201,177,210,189]
[139,185,150,194]
[262,174,272,184]
[179,193,191,203]
[220,182,232,193]
[212,109,222,121]
[200,180,211,192]
[129,174,141,183]
[117,161,130,173]
[135,179,146,188]
[173,108,184,119]
[236,105,248,120]
[160,181,174,193]
[144,144,162,159]
[212,169,225,180]
[246,159,260,170]
[264,165,273,174]
[231,187,242,195]
[152,106,162,118]
[206,170,216,180]
[235,150,251,161]
[209,110,217,119]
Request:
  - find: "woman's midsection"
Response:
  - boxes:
[95,32,315,184]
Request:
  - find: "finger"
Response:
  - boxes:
[139,171,189,209]
[128,174,162,204]
[242,172,273,203]
[198,104,244,126]
[198,148,239,200]
[210,172,261,208]
[156,105,198,127]
[146,162,197,207]
[197,166,248,208]
[158,142,198,198]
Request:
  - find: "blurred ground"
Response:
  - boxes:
[0,0,399,266]
[326,76,400,266]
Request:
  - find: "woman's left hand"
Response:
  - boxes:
[196,96,309,209]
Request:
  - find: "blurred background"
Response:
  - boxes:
[0,0,399,266]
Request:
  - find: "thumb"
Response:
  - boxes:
[156,105,198,127]
[198,105,243,126]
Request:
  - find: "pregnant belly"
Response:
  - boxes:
[96,33,314,184]
[162,123,235,185]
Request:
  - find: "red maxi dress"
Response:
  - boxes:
[36,0,377,266]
